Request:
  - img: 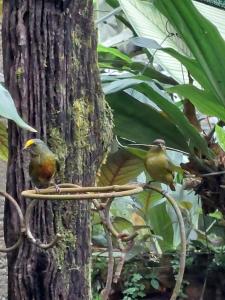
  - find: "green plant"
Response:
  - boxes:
[123,273,146,300]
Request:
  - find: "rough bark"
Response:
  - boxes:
[2,1,112,299]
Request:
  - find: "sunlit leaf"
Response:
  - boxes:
[97,149,144,186]
[112,216,134,233]
[208,210,223,220]
[215,125,225,152]
[131,212,145,226]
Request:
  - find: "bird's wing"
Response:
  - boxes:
[164,152,183,174]
[167,159,183,174]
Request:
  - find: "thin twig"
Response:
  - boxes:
[144,184,186,300]
[201,170,225,177]
[113,240,134,284]
[100,231,114,300]
[117,139,189,156]
[113,253,126,284]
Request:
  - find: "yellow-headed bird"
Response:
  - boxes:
[23,139,60,190]
[145,139,176,191]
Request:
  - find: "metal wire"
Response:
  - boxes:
[0,190,25,252]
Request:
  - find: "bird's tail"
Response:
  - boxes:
[169,183,176,191]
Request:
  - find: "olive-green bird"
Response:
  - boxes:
[144,139,176,191]
[23,139,60,190]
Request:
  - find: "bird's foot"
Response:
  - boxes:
[35,186,40,194]
[55,184,61,193]
[147,180,155,185]
[144,180,155,188]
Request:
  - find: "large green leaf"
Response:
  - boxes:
[97,149,144,186]
[161,47,212,92]
[0,121,8,161]
[136,189,165,218]
[99,45,177,85]
[119,0,191,83]
[98,44,132,64]
[168,84,225,121]
[106,91,189,152]
[215,125,225,152]
[105,76,211,156]
[147,201,174,250]
[0,84,37,132]
[154,0,225,106]
[133,82,212,157]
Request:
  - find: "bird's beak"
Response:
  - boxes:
[159,143,166,151]
[23,139,34,150]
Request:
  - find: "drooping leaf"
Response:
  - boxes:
[97,149,144,186]
[131,37,161,49]
[0,84,37,132]
[98,44,132,64]
[168,84,225,121]
[133,82,212,157]
[103,78,143,94]
[106,91,189,152]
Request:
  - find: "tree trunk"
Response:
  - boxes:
[2,1,112,299]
